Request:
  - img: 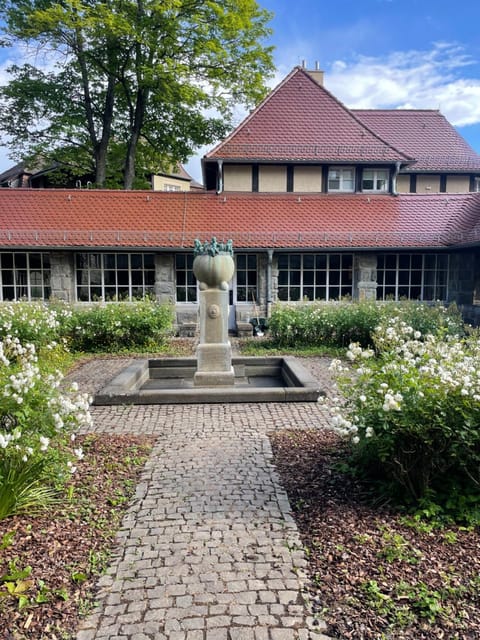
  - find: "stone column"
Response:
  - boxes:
[356,254,377,301]
[192,243,235,387]
[49,252,75,302]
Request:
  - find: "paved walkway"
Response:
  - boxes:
[73,356,335,640]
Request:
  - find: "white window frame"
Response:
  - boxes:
[327,167,355,192]
[277,253,353,302]
[75,253,155,302]
[362,168,389,193]
[0,252,51,301]
[175,253,198,303]
[376,253,449,301]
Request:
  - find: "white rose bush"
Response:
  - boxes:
[328,317,480,520]
[0,335,92,520]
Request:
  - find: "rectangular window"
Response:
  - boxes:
[328,167,355,192]
[0,252,51,301]
[236,254,258,302]
[175,254,197,302]
[362,168,389,192]
[377,253,449,301]
[277,253,353,301]
[75,253,155,302]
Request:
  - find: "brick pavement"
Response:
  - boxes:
[74,357,335,640]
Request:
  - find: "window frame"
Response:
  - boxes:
[277,253,353,302]
[327,166,355,193]
[175,253,198,303]
[0,252,51,301]
[75,252,155,302]
[376,253,449,301]
[361,168,389,193]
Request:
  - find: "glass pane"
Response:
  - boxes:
[176,288,186,302]
[247,255,257,269]
[131,271,143,285]
[90,269,102,284]
[411,254,423,269]
[236,287,246,302]
[315,287,326,300]
[104,254,116,269]
[104,270,116,285]
[316,254,327,269]
[144,254,155,269]
[303,255,314,269]
[290,254,301,269]
[398,255,410,269]
[303,287,314,301]
[278,255,288,269]
[30,254,42,269]
[303,271,314,285]
[15,254,27,268]
[2,254,13,268]
[278,287,289,301]
[131,254,142,269]
[330,254,340,269]
[236,254,246,269]
[117,271,129,286]
[330,271,340,285]
[117,254,128,269]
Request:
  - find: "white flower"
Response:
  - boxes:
[39,436,50,451]
[352,436,360,444]
[74,447,84,460]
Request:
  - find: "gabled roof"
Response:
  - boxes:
[354,110,480,173]
[1,189,479,250]
[205,67,412,164]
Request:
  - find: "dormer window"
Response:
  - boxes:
[328,167,355,192]
[362,168,389,192]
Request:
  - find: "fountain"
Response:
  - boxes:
[94,239,322,405]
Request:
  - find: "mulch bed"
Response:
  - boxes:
[270,429,480,640]
[0,434,154,640]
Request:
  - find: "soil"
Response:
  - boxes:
[270,429,480,640]
[0,434,154,640]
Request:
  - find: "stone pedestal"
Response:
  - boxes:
[193,286,234,387]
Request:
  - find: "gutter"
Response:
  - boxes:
[392,161,401,196]
[266,248,273,317]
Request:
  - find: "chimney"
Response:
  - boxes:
[306,61,324,85]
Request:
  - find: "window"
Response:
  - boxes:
[76,253,155,301]
[362,168,389,192]
[377,254,449,301]
[175,254,197,302]
[164,183,182,192]
[328,167,355,192]
[0,252,51,301]
[236,254,257,302]
[277,253,353,301]
[473,177,480,193]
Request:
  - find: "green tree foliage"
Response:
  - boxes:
[0,0,274,188]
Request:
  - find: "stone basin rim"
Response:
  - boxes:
[94,356,323,405]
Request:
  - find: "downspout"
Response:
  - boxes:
[266,249,273,318]
[216,159,223,194]
[392,161,401,196]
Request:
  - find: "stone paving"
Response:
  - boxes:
[73,356,336,640]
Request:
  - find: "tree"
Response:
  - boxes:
[0,0,274,189]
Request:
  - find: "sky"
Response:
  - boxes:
[1,0,480,183]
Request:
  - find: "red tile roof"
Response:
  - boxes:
[354,110,480,173]
[205,68,411,164]
[1,189,479,249]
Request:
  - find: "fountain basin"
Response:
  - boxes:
[94,356,322,405]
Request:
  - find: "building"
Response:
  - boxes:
[1,66,480,330]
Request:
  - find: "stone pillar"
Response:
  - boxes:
[155,254,175,304]
[356,254,377,301]
[192,246,235,387]
[49,252,75,302]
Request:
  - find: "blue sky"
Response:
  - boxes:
[2,0,480,182]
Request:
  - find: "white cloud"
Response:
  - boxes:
[325,43,480,127]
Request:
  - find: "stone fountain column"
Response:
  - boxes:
[192,238,235,387]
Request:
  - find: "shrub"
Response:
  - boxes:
[0,301,71,350]
[67,299,174,353]
[328,318,480,520]
[0,337,92,520]
[268,300,464,349]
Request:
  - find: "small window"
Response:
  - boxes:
[328,167,355,192]
[362,168,389,192]
[473,177,480,193]
[164,183,182,192]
